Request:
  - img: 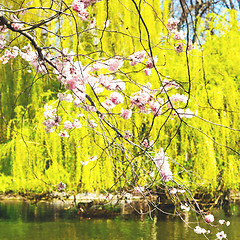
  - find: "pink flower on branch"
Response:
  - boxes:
[120,109,132,120]
[109,92,124,105]
[205,214,214,223]
[174,31,185,41]
[129,50,146,66]
[167,18,179,33]
[153,148,172,182]
[11,15,24,30]
[105,57,124,72]
[59,130,69,138]
[175,42,184,53]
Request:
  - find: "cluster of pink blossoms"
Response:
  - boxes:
[0,12,196,138]
[129,50,146,66]
[194,226,210,235]
[129,51,158,76]
[142,139,154,149]
[0,47,19,64]
[105,58,124,72]
[166,18,194,53]
[167,18,180,33]
[120,109,132,120]
[72,0,101,21]
[10,15,23,30]
[153,148,172,181]
[0,42,47,73]
[130,83,162,116]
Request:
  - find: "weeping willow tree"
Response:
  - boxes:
[0,0,239,198]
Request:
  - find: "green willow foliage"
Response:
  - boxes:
[0,0,239,194]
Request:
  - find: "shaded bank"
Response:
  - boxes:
[1,189,240,219]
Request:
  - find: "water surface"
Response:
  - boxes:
[0,201,239,240]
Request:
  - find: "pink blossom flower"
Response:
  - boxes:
[86,105,97,112]
[167,18,179,33]
[174,30,185,40]
[65,93,73,102]
[4,47,19,59]
[106,58,124,72]
[142,139,154,148]
[57,93,65,101]
[130,88,151,111]
[102,98,116,110]
[129,51,146,66]
[64,121,73,130]
[145,56,158,69]
[44,104,56,119]
[73,97,81,107]
[99,75,115,90]
[109,92,124,105]
[144,68,152,76]
[94,87,104,94]
[153,148,172,181]
[91,62,106,71]
[170,93,188,103]
[89,155,97,161]
[44,127,55,134]
[73,119,82,128]
[20,44,37,62]
[43,119,59,129]
[72,0,89,21]
[0,39,6,49]
[175,43,184,53]
[194,226,207,234]
[149,101,162,116]
[31,59,47,74]
[81,0,101,9]
[219,220,225,225]
[0,55,9,64]
[115,79,126,91]
[72,0,85,13]
[74,91,86,102]
[216,231,227,239]
[187,40,194,51]
[89,119,97,128]
[120,109,132,119]
[205,214,214,223]
[0,25,8,33]
[124,130,132,139]
[90,17,96,27]
[11,15,23,30]
[161,78,179,92]
[79,10,89,21]
[59,130,69,137]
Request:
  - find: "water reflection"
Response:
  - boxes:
[0,201,239,240]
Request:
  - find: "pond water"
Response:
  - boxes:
[0,200,239,240]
